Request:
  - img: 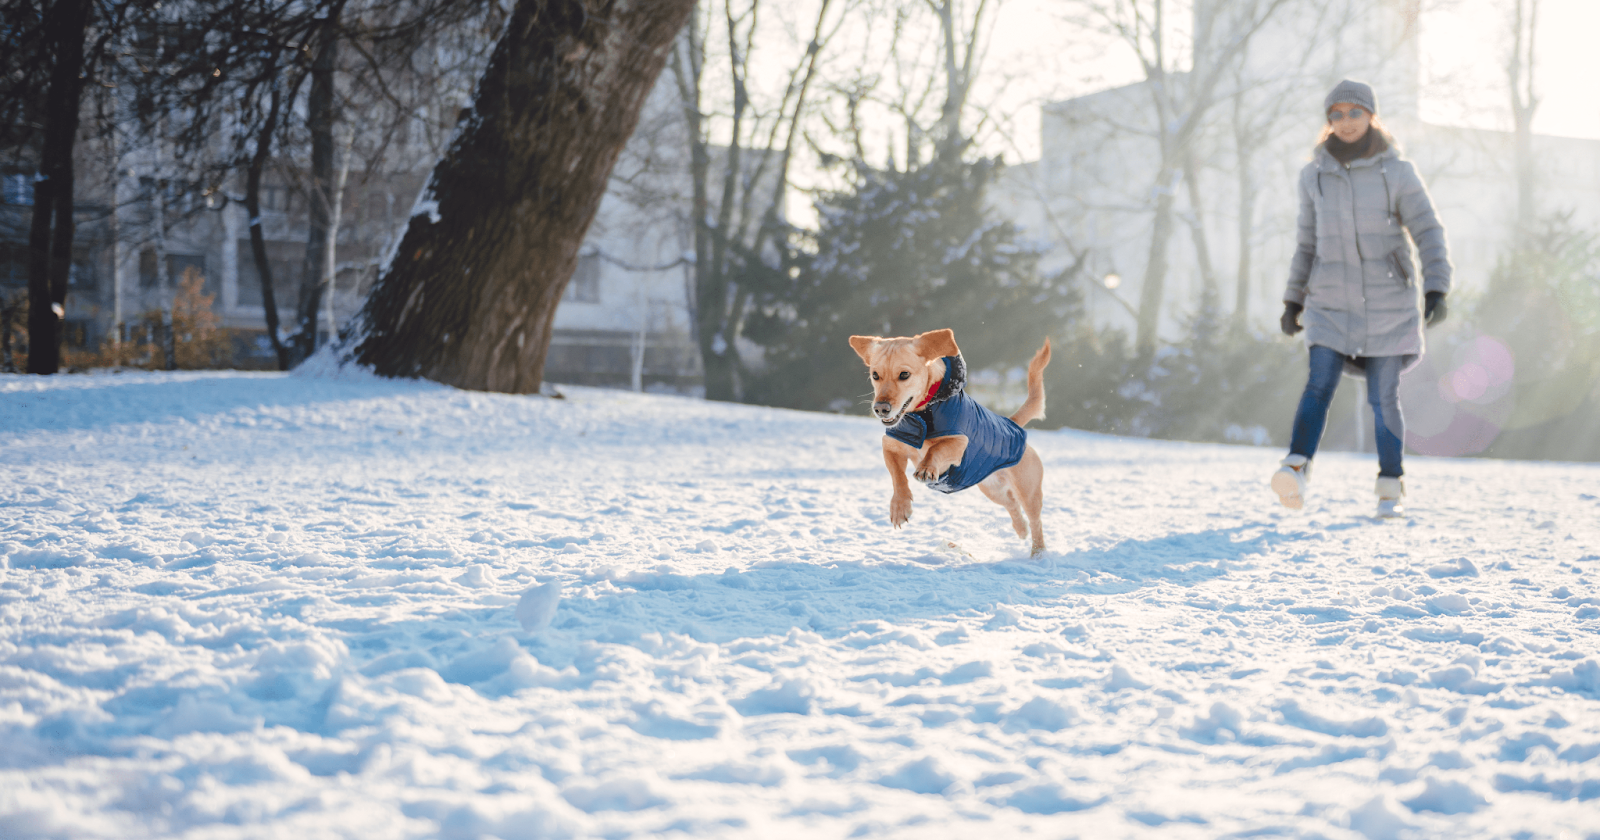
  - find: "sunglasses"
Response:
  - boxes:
[1328,107,1368,122]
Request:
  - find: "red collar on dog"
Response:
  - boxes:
[913,378,943,411]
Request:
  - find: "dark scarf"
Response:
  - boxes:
[1324,129,1389,164]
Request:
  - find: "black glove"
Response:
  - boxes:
[1280,302,1304,336]
[1424,291,1447,327]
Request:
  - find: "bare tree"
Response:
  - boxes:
[926,0,991,155]
[337,0,696,393]
[92,0,332,371]
[243,81,298,369]
[289,10,347,364]
[23,0,93,374]
[1223,0,1358,327]
[1070,0,1289,357]
[1507,0,1538,230]
[4,0,141,374]
[669,0,845,401]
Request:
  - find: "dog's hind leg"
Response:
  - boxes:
[990,448,1046,555]
[1023,484,1045,556]
[979,476,1029,540]
[1019,447,1046,555]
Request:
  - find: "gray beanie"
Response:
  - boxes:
[1324,79,1377,115]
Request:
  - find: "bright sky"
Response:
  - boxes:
[973,0,1600,162]
[1418,0,1600,139]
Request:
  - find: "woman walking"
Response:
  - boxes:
[1272,79,1452,517]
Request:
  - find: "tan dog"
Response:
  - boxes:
[848,329,1052,555]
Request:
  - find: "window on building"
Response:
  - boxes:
[139,248,158,288]
[138,249,210,294]
[2,174,33,206]
[235,239,301,307]
[0,242,26,287]
[563,253,601,303]
[0,244,96,288]
[68,247,96,289]
[167,254,209,295]
[261,185,287,212]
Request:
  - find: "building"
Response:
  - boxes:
[995,0,1600,342]
[2,75,705,390]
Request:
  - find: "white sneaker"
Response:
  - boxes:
[1272,455,1311,509]
[1376,476,1405,518]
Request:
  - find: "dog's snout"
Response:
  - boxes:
[872,401,893,418]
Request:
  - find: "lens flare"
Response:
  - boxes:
[1404,333,1518,456]
[1474,336,1515,385]
[1450,362,1490,401]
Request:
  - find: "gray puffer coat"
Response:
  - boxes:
[1284,141,1451,374]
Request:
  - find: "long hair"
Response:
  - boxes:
[1316,113,1393,148]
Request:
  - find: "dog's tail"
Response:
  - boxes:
[1010,338,1052,427]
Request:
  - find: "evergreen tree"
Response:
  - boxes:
[1477,214,1600,459]
[742,154,1077,412]
[1133,285,1303,444]
[1035,319,1143,435]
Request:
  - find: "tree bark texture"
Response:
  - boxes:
[293,25,339,364]
[26,0,90,374]
[339,0,695,392]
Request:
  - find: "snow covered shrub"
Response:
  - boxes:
[1471,215,1600,460]
[1033,320,1144,435]
[1128,287,1304,444]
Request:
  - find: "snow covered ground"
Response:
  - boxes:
[2,369,1598,840]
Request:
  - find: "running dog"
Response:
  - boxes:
[848,329,1052,555]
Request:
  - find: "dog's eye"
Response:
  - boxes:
[898,371,910,380]
[871,371,880,380]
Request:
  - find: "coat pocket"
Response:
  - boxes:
[1387,247,1413,286]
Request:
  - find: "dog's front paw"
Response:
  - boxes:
[889,493,913,528]
[913,458,953,484]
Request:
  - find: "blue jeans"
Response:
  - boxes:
[1289,345,1405,477]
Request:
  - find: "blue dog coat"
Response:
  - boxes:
[884,355,1028,494]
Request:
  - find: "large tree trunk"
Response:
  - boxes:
[26,0,90,375]
[292,24,339,364]
[26,0,91,372]
[339,0,695,392]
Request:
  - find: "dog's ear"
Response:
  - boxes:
[912,329,959,360]
[848,335,879,364]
